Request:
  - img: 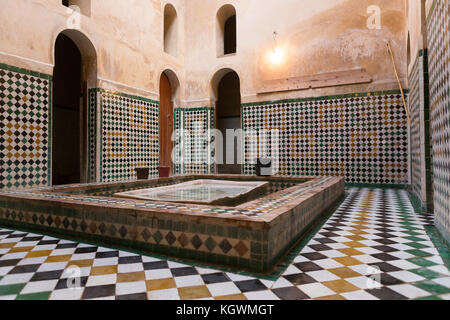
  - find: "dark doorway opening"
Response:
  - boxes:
[159,72,174,174]
[52,34,83,185]
[224,15,236,55]
[216,71,241,174]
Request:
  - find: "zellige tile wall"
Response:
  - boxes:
[242,91,409,185]
[427,0,450,244]
[0,63,51,190]
[173,107,215,175]
[97,89,160,183]
[408,50,433,212]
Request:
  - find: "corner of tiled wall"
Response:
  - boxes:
[0,62,52,190]
[427,0,450,245]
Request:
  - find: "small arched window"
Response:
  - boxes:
[217,5,237,57]
[164,4,178,56]
[62,0,91,16]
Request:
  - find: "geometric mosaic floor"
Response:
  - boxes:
[0,188,449,300]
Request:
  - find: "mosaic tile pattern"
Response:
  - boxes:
[0,176,343,272]
[409,56,422,202]
[173,108,214,175]
[0,176,332,218]
[408,50,432,212]
[87,89,97,183]
[0,63,51,190]
[427,0,450,244]
[0,188,449,300]
[99,89,159,183]
[242,91,409,185]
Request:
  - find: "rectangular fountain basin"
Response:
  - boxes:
[0,175,345,273]
[114,179,269,205]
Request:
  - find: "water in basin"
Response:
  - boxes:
[114,179,268,205]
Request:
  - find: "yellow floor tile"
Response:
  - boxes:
[338,248,364,256]
[348,230,368,235]
[323,280,360,293]
[69,259,93,268]
[178,286,212,300]
[346,235,366,241]
[45,254,72,263]
[342,241,365,248]
[215,294,247,300]
[146,278,176,291]
[90,265,118,276]
[328,267,361,279]
[333,256,362,266]
[25,250,52,258]
[9,246,34,253]
[0,243,16,249]
[117,271,146,283]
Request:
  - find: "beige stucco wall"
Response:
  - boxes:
[0,0,185,101]
[0,0,409,105]
[184,0,408,107]
[406,0,427,74]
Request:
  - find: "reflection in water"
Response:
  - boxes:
[143,186,249,202]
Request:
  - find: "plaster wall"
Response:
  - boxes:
[184,0,408,107]
[0,0,186,101]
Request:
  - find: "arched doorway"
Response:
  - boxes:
[159,70,179,174]
[52,30,96,185]
[212,69,241,174]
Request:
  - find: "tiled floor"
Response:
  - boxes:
[0,187,449,300]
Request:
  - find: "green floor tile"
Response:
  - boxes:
[406,242,429,249]
[424,226,450,269]
[406,249,433,258]
[16,291,51,300]
[415,281,450,295]
[408,257,438,267]
[410,268,443,280]
[414,295,443,300]
[0,283,26,296]
[405,236,427,242]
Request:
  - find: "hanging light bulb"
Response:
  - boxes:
[270,31,284,64]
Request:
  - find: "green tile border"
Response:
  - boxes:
[407,190,427,214]
[174,106,214,112]
[424,225,450,270]
[0,62,52,80]
[346,183,408,190]
[241,89,409,108]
